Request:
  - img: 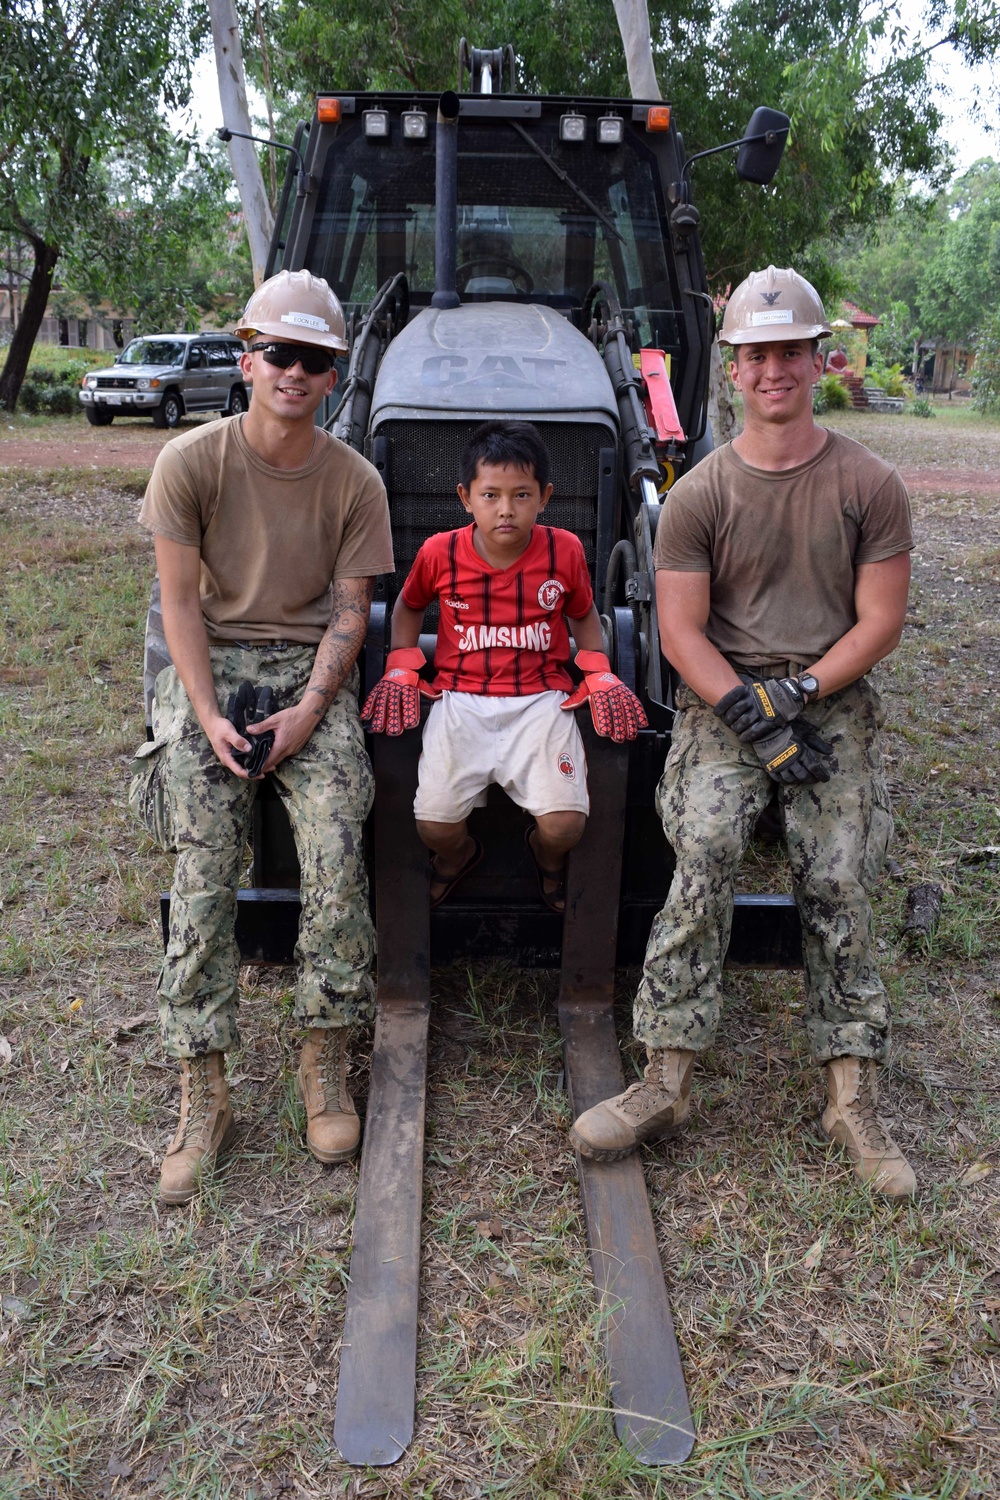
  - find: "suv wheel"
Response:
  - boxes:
[85,407,114,426]
[152,391,182,429]
[226,386,249,416]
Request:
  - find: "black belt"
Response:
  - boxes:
[229,639,297,651]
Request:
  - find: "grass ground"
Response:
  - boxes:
[1,410,999,1498]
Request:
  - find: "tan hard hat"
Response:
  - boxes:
[719,266,832,346]
[234,269,349,352]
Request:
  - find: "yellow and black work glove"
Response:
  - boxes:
[560,650,649,742]
[226,681,276,777]
[360,647,442,735]
[714,674,808,743]
[751,715,834,786]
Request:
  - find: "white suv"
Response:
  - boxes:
[79,333,248,428]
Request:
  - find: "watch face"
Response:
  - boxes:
[799,674,819,698]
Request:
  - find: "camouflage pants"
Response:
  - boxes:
[635,676,893,1064]
[130,644,375,1058]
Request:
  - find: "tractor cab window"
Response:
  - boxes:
[302,108,682,357]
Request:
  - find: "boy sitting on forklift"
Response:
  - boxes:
[362,419,646,910]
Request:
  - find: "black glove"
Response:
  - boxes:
[226,681,277,777]
[751,715,834,786]
[715,675,807,743]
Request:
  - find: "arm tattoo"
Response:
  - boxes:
[305,576,375,717]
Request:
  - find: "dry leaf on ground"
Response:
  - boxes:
[802,1237,825,1272]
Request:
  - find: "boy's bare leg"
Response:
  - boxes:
[529,811,587,910]
[417,819,480,904]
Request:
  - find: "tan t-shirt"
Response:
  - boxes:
[653,430,913,670]
[139,416,394,643]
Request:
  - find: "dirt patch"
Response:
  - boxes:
[0,416,215,471]
[898,466,1000,497]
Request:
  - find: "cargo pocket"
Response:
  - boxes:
[128,738,175,852]
[861,773,893,890]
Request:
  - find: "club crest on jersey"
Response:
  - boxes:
[537,579,565,611]
[557,752,577,781]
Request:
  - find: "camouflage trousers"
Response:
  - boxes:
[129,643,376,1059]
[635,675,893,1064]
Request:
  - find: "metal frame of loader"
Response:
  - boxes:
[151,52,796,1467]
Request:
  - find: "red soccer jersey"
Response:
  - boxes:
[401,524,594,695]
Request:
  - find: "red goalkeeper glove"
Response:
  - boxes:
[360,648,441,735]
[560,650,648,742]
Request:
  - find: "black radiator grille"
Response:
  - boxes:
[370,418,612,604]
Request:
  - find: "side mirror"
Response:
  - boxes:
[736,108,790,185]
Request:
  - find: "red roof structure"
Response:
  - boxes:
[841,300,880,329]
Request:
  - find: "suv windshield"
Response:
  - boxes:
[118,339,186,367]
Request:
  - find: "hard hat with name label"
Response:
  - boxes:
[719,265,832,346]
[234,269,349,352]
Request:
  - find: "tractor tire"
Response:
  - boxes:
[152,391,183,429]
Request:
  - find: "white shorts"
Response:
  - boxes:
[413,691,590,823]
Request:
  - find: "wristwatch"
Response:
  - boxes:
[796,672,820,703]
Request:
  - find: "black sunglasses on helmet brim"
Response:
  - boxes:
[248,341,336,375]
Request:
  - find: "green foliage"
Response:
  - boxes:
[917,160,1000,346]
[867,363,907,397]
[0,1,202,236]
[971,308,1000,413]
[0,0,209,407]
[28,347,105,380]
[814,372,851,413]
[868,300,919,369]
[824,189,945,324]
[826,159,1000,359]
[17,380,79,415]
[64,139,251,336]
[910,395,935,418]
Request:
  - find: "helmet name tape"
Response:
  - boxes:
[281,311,330,332]
[751,308,794,325]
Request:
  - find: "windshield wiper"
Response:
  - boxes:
[508,122,624,243]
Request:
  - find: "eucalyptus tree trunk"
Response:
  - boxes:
[707,343,738,442]
[207,0,274,285]
[611,0,736,444]
[612,0,661,100]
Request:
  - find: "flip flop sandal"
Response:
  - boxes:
[525,827,566,914]
[429,836,484,909]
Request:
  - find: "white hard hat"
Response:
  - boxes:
[720,266,832,346]
[234,269,349,352]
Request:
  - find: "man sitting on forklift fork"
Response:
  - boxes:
[361,419,647,910]
[130,270,393,1205]
[570,266,917,1198]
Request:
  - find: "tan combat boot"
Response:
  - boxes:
[159,1053,237,1205]
[822,1056,916,1198]
[297,1028,360,1164]
[569,1048,695,1161]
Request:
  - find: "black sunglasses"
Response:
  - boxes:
[249,341,335,375]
